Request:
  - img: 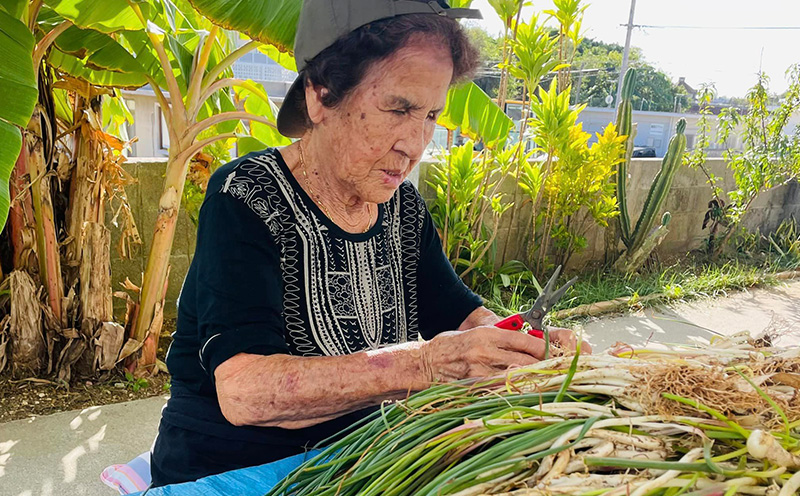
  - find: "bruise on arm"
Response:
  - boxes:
[214,341,429,429]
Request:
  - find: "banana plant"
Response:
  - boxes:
[0,0,149,378]
[35,0,290,374]
[0,7,39,233]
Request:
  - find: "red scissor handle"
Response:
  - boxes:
[496,314,545,339]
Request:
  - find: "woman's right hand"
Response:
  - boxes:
[419,327,546,384]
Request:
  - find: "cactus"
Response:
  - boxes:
[616,68,638,248]
[629,118,687,250]
[614,212,672,273]
[610,67,688,272]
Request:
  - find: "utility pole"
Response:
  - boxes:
[616,0,637,106]
[574,63,585,104]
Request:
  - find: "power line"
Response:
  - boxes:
[625,24,800,30]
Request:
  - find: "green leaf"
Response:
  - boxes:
[165,32,194,89]
[0,8,37,127]
[53,25,145,74]
[438,82,513,150]
[0,0,27,18]
[257,43,296,72]
[0,10,37,231]
[45,0,146,33]
[0,121,22,230]
[121,30,169,85]
[48,49,149,88]
[187,0,301,53]
[236,80,291,147]
[197,87,239,134]
[488,0,522,25]
[236,135,268,155]
[102,95,134,141]
[53,88,73,123]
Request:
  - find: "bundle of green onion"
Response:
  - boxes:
[267,332,800,496]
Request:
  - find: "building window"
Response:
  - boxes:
[158,105,170,150]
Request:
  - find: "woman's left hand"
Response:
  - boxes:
[547,327,592,355]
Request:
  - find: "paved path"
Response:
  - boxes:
[0,396,167,496]
[0,280,798,495]
[583,279,800,351]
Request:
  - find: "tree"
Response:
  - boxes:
[570,38,680,111]
[466,26,683,112]
[691,66,800,256]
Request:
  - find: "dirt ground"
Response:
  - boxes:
[0,321,174,423]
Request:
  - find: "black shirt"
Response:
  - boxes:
[154,148,482,483]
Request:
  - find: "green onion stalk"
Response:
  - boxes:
[266,333,800,496]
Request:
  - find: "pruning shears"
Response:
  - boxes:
[495,265,577,339]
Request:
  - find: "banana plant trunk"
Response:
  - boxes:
[26,111,63,322]
[132,146,190,374]
[9,144,36,272]
[65,97,97,284]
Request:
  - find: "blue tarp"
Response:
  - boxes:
[130,450,322,496]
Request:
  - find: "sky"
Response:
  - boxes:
[469,0,800,98]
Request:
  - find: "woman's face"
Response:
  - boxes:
[307,37,454,204]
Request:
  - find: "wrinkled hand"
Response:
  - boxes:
[419,326,591,385]
[419,327,541,383]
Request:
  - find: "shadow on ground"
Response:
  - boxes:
[0,396,167,496]
[584,281,800,351]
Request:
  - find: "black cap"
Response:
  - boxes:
[276,0,482,138]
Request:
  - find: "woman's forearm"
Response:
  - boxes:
[214,342,430,429]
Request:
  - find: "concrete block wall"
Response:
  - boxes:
[416,158,800,270]
[113,157,800,317]
[109,158,195,319]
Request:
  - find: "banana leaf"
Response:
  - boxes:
[235,81,291,148]
[438,82,513,150]
[0,0,27,18]
[0,9,38,229]
[48,49,149,89]
[257,44,296,72]
[53,24,146,74]
[44,0,148,33]
[186,0,300,53]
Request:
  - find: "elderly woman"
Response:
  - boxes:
[151,0,587,487]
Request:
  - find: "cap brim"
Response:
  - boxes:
[276,75,306,139]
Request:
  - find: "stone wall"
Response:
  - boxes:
[114,157,800,317]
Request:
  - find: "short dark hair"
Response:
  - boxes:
[294,13,479,125]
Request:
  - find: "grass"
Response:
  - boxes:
[482,250,799,321]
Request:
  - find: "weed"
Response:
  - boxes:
[124,372,149,393]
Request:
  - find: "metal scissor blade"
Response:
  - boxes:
[544,276,578,311]
[541,265,562,297]
[519,266,568,328]
[528,265,562,312]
